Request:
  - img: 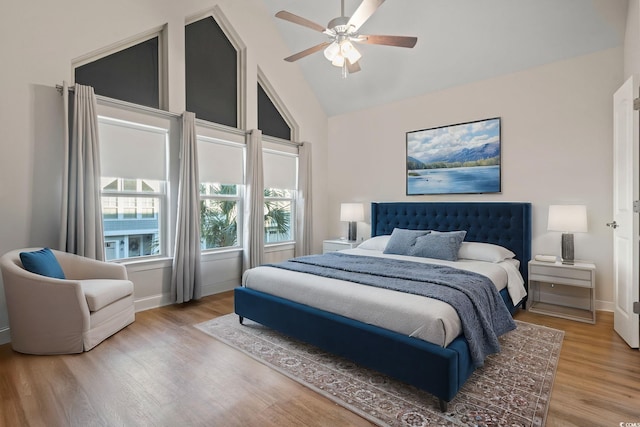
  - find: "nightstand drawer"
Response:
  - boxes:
[324,242,349,252]
[322,240,358,253]
[529,265,593,287]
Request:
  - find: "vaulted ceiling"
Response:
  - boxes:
[262,0,629,116]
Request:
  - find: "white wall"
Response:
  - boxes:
[625,0,640,77]
[328,47,624,308]
[0,0,328,343]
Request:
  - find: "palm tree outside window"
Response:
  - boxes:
[264,188,293,243]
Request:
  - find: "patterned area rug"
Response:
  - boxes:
[195,315,563,427]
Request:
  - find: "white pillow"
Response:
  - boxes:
[357,235,391,251]
[457,242,515,263]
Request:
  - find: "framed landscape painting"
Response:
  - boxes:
[406,117,501,195]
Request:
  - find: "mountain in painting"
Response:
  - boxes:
[407,156,427,170]
[429,142,499,164]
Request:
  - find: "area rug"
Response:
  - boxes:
[195,315,563,427]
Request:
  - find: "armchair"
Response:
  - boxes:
[0,248,135,354]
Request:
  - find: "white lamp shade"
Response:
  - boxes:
[340,203,364,222]
[324,42,340,61]
[547,205,588,233]
[331,55,345,67]
[341,41,362,64]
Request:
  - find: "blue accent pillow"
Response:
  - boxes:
[409,231,467,261]
[383,228,431,255]
[19,248,66,279]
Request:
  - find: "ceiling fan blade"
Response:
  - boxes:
[347,0,385,31]
[275,10,327,33]
[347,61,361,74]
[284,42,331,62]
[357,35,417,48]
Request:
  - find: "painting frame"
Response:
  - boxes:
[406,117,502,196]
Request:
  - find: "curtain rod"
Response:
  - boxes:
[56,84,67,94]
[56,84,302,148]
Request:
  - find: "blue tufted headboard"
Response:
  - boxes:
[371,202,532,282]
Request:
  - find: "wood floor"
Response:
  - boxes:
[1,291,639,427]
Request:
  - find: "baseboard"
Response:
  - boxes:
[133,282,238,313]
[201,279,238,297]
[134,293,174,312]
[596,300,614,312]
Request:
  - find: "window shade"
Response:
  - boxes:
[263,150,297,190]
[198,139,244,184]
[99,119,167,180]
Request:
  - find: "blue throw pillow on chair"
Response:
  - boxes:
[19,248,66,279]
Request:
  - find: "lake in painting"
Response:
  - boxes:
[407,165,500,195]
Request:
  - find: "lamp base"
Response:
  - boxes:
[347,221,357,242]
[561,233,575,265]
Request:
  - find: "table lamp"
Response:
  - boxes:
[547,205,587,265]
[340,203,364,241]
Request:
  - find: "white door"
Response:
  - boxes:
[612,75,640,348]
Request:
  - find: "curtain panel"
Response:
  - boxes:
[295,142,313,257]
[171,111,202,303]
[243,129,264,271]
[59,83,105,260]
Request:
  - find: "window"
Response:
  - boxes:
[258,82,291,140]
[263,150,297,244]
[264,188,294,243]
[75,36,161,109]
[98,117,168,261]
[186,16,238,127]
[198,138,244,250]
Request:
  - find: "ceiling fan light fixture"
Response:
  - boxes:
[331,55,345,67]
[341,41,362,64]
[323,42,340,61]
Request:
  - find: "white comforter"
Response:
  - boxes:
[242,248,527,347]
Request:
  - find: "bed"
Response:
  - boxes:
[234,201,532,411]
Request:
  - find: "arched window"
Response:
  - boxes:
[74,33,163,109]
[185,16,238,128]
[258,82,291,140]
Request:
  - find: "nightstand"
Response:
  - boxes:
[323,239,359,254]
[528,260,596,324]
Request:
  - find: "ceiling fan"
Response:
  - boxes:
[275,0,417,78]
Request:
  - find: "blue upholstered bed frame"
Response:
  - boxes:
[234,202,532,411]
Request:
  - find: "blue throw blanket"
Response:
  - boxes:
[266,252,516,367]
